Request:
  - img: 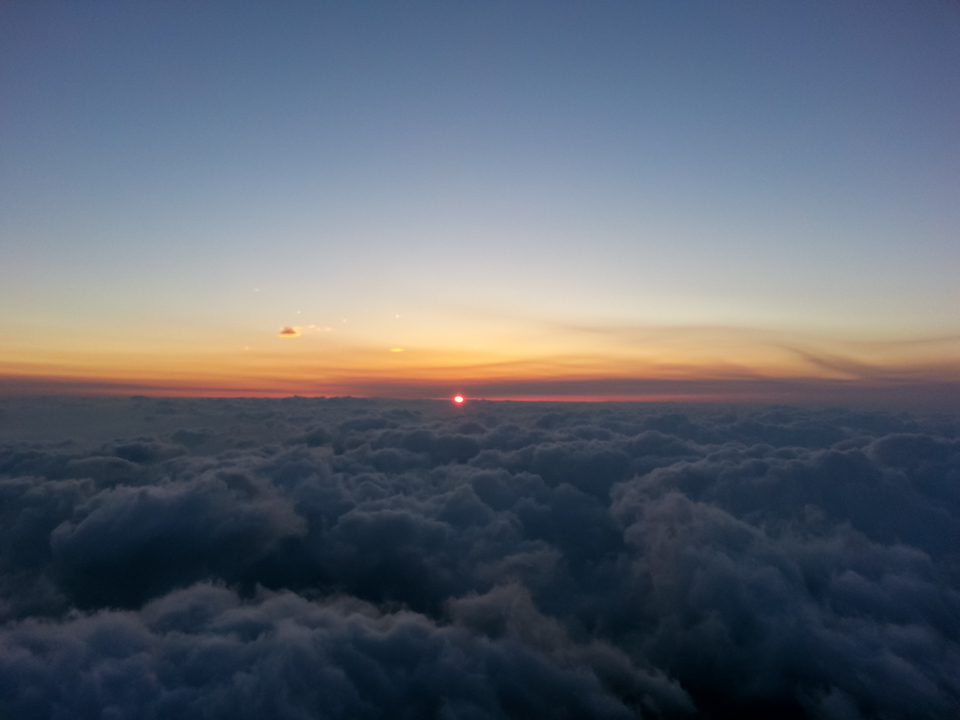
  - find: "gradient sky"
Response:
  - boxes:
[2,0,959,400]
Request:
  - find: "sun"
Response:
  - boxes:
[453,395,464,404]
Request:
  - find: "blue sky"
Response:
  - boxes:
[2,0,959,397]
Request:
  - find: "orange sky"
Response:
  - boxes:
[3,320,958,406]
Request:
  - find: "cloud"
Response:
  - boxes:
[0,397,958,718]
[0,583,691,720]
[278,326,300,337]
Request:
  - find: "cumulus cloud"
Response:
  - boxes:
[0,397,958,718]
[1,581,697,720]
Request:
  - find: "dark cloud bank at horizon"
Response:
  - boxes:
[0,396,958,719]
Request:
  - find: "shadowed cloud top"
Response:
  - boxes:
[0,396,958,718]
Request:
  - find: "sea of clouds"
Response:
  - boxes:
[0,396,957,719]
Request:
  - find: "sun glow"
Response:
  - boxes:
[454,395,464,403]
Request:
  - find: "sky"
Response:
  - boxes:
[2,0,959,401]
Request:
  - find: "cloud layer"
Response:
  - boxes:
[0,397,958,718]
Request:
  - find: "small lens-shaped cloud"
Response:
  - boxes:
[278,327,300,338]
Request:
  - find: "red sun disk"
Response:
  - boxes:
[454,396,464,403]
